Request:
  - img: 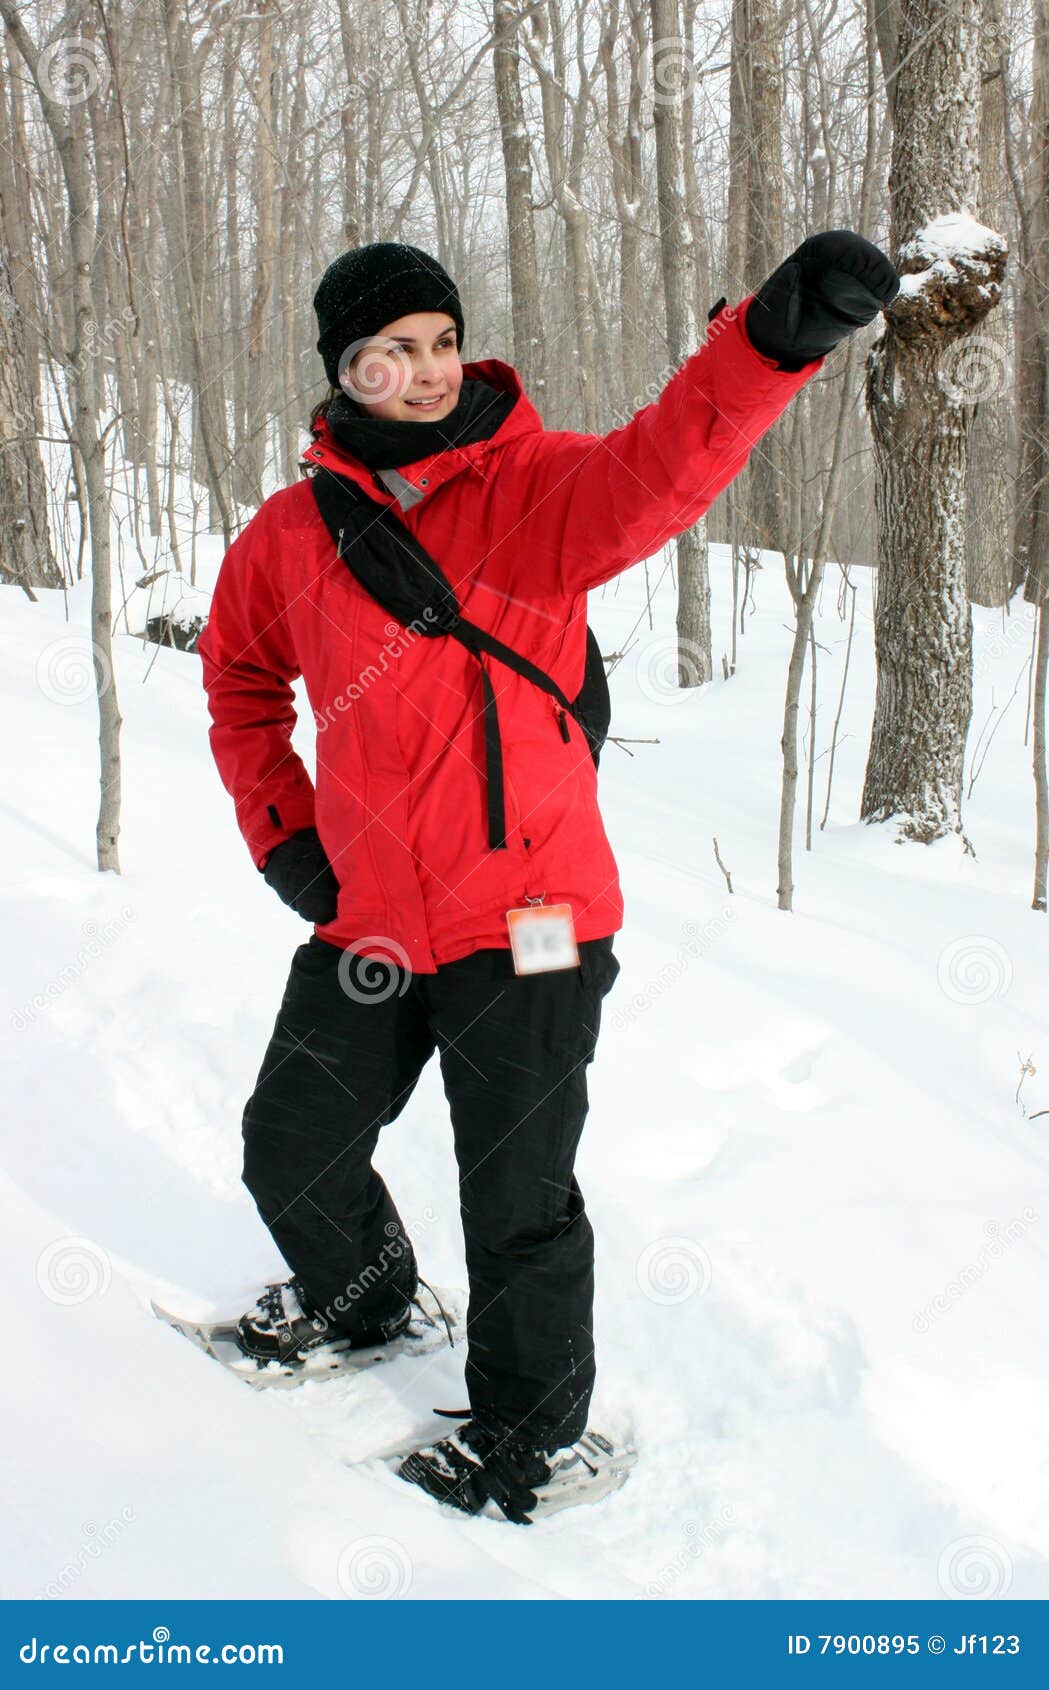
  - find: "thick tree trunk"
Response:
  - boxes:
[861,0,1006,843]
[1022,0,1049,907]
[0,185,61,589]
[966,0,1011,607]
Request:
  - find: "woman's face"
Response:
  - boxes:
[340,310,463,421]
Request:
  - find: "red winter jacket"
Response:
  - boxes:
[198,297,822,973]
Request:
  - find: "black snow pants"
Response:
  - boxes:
[240,933,620,1452]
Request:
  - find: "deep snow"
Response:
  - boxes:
[3,520,1048,1600]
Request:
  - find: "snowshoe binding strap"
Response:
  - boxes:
[414,1276,456,1349]
[398,1421,548,1525]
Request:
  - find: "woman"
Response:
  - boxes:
[198,236,897,1524]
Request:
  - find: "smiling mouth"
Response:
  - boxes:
[405,394,446,407]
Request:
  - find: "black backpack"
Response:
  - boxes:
[311,470,611,852]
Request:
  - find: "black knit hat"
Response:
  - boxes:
[313,241,465,388]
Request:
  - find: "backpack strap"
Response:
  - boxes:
[311,469,584,850]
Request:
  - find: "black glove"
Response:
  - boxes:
[262,826,340,924]
[745,230,900,371]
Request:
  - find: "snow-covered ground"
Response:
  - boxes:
[3,519,1048,1600]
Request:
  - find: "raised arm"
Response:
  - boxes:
[486,295,823,601]
[197,507,317,870]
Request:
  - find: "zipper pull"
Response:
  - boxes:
[336,526,345,558]
[555,705,570,743]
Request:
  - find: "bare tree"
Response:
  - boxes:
[493,0,546,399]
[243,1,276,509]
[523,0,601,430]
[1014,0,1049,906]
[0,185,61,592]
[0,1,123,870]
[650,0,711,686]
[862,0,1006,844]
[966,0,1012,607]
[163,0,232,540]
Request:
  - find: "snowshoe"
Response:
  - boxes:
[151,1277,463,1390]
[234,1273,413,1362]
[397,1417,637,1524]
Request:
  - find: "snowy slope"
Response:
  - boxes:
[3,533,1048,1600]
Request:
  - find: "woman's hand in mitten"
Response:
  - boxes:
[262,826,341,924]
[744,230,900,372]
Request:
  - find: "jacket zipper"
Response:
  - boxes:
[553,701,571,743]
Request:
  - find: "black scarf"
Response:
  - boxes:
[324,378,517,471]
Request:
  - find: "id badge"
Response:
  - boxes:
[506,902,580,975]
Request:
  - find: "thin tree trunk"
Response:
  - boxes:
[743,0,786,554]
[525,0,599,430]
[650,0,710,687]
[244,0,275,506]
[164,0,232,541]
[1033,606,1049,909]
[494,0,545,401]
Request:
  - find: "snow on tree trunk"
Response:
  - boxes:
[862,0,1007,845]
